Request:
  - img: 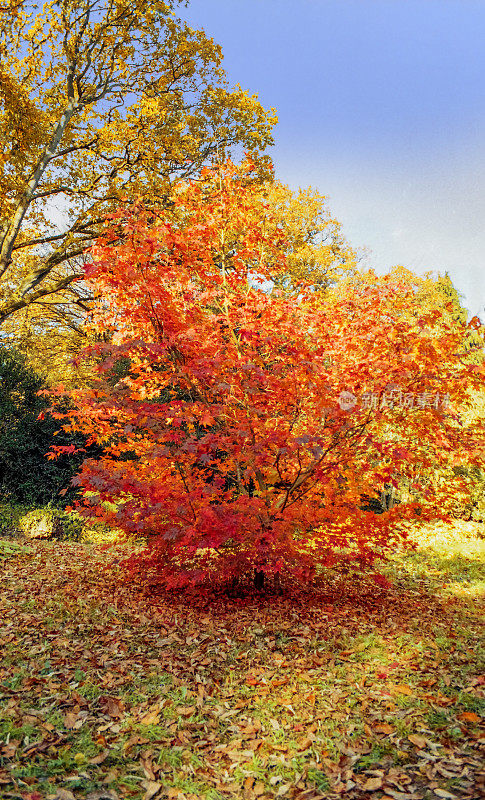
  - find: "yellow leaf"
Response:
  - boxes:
[390,683,413,696]
[362,776,383,791]
[408,734,427,748]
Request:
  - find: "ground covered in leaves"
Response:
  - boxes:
[0,522,483,800]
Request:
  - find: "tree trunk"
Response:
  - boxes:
[254,569,265,590]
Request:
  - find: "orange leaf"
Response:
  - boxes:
[390,683,413,696]
[374,722,394,735]
[139,709,161,725]
[458,711,480,723]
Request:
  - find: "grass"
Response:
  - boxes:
[0,520,483,800]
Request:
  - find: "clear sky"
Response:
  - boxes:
[181,0,485,319]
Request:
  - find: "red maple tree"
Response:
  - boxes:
[51,164,484,589]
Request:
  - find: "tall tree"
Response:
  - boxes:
[329,267,485,515]
[0,0,276,329]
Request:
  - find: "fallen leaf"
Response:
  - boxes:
[89,751,109,765]
[139,709,161,725]
[53,790,76,800]
[390,684,414,696]
[297,736,313,751]
[457,711,480,723]
[363,776,383,791]
[63,712,78,729]
[175,705,196,717]
[408,734,427,748]
[99,696,125,718]
[248,738,264,751]
[375,722,394,734]
[142,781,162,800]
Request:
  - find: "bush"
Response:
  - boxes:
[17,506,85,540]
[0,346,88,506]
[0,501,123,543]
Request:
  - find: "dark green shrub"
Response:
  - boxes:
[0,346,87,506]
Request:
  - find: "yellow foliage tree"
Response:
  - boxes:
[0,0,276,339]
[265,182,358,292]
[325,266,484,515]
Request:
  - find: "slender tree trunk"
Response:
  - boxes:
[254,569,265,590]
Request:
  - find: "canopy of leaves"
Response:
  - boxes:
[0,0,276,336]
[352,267,485,519]
[49,164,485,589]
[265,182,358,293]
[0,278,90,385]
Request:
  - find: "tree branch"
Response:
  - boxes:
[0,101,78,279]
[0,269,83,324]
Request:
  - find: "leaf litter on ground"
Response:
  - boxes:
[0,521,483,800]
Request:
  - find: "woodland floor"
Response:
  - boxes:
[0,522,483,800]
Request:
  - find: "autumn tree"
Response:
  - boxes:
[411,270,484,363]
[0,276,92,385]
[328,267,485,516]
[49,165,484,590]
[401,268,484,517]
[0,0,276,346]
[265,182,358,292]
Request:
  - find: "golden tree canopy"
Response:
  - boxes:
[265,182,358,292]
[0,0,277,329]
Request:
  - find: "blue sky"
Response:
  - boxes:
[181,0,485,319]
